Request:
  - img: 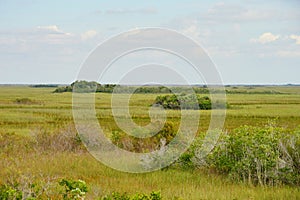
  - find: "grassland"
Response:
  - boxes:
[0,85,300,199]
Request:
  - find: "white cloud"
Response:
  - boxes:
[36,25,71,36]
[0,25,80,55]
[81,30,98,40]
[250,32,280,44]
[37,25,60,32]
[290,34,300,45]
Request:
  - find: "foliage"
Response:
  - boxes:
[53,81,117,93]
[53,86,72,93]
[133,86,171,94]
[30,84,58,88]
[0,180,44,200]
[192,124,300,186]
[154,94,213,110]
[59,179,88,200]
[53,81,297,95]
[71,80,99,93]
[96,84,118,93]
[101,191,161,200]
[174,137,205,170]
[1,86,300,199]
[0,184,23,200]
[0,179,161,200]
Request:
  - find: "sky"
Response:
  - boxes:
[0,0,300,84]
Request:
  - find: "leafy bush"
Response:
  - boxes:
[279,128,300,184]
[173,136,205,170]
[154,94,213,110]
[0,178,88,200]
[53,81,118,93]
[154,122,177,144]
[0,178,162,200]
[53,86,72,93]
[0,184,22,200]
[0,180,43,200]
[191,124,300,186]
[59,179,88,200]
[101,191,161,200]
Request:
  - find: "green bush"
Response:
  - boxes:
[101,191,161,200]
[154,94,214,110]
[0,184,22,200]
[192,124,300,186]
[59,179,88,200]
[53,81,118,93]
[0,181,42,200]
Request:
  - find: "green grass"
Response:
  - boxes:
[0,85,300,199]
[1,86,300,135]
[2,152,299,199]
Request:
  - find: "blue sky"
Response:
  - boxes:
[0,0,300,84]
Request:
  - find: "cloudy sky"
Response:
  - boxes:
[0,0,300,84]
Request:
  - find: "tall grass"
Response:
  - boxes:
[0,86,300,199]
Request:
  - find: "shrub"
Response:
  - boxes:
[101,191,161,200]
[154,94,227,110]
[0,179,44,200]
[192,124,300,186]
[0,178,88,200]
[53,86,72,93]
[59,179,88,200]
[0,184,22,200]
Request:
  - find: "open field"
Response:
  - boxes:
[1,86,300,135]
[1,85,300,199]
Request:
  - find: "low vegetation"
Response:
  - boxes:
[1,85,300,199]
[53,81,118,93]
[101,191,161,200]
[154,94,224,110]
[175,123,300,186]
[0,178,161,200]
[53,81,297,95]
[30,84,59,88]
[13,98,40,105]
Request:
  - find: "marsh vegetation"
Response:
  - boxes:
[0,85,300,199]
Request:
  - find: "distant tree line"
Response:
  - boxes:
[30,84,59,88]
[53,80,282,95]
[225,90,282,94]
[53,81,211,94]
[53,81,118,93]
